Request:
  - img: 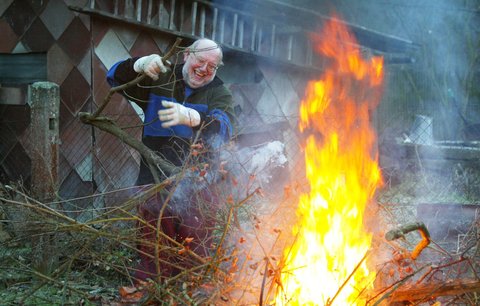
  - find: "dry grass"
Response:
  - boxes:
[1,154,479,305]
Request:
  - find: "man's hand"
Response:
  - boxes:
[158,100,201,128]
[133,54,168,80]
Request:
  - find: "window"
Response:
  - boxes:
[0,53,47,105]
[0,53,47,85]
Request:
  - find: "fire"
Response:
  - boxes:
[275,16,384,305]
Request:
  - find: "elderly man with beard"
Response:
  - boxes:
[107,38,235,282]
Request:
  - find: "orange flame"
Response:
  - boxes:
[275,16,384,305]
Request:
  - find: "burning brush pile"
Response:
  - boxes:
[230,15,479,306]
[272,16,384,305]
[267,15,478,306]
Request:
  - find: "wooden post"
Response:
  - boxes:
[29,81,60,276]
[30,82,60,199]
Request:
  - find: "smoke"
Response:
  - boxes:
[213,0,479,138]
[335,0,479,137]
[327,0,480,251]
[206,0,479,300]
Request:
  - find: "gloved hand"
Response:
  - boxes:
[133,54,168,80]
[158,100,201,128]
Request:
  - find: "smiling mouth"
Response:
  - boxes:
[194,69,207,77]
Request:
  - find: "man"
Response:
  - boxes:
[107,38,235,281]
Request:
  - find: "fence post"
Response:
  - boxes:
[29,81,60,275]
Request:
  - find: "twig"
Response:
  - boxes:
[259,257,269,306]
[13,259,90,300]
[271,231,302,303]
[92,37,182,118]
[253,221,284,303]
[78,113,178,181]
[3,186,166,260]
[153,129,206,279]
[371,264,430,306]
[93,74,146,118]
[206,187,261,277]
[327,250,369,306]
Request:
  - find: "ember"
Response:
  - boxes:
[275,15,384,305]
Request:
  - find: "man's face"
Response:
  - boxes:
[182,45,221,89]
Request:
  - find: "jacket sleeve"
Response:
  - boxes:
[194,85,236,144]
[106,58,153,110]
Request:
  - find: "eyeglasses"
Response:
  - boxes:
[191,52,219,74]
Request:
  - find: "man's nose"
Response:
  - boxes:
[197,61,209,70]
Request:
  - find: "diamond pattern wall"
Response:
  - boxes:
[0,0,305,209]
[0,0,99,201]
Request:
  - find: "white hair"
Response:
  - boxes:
[188,38,223,65]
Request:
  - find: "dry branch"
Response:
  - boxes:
[78,38,183,182]
[385,221,431,259]
[93,38,182,118]
[78,113,177,178]
[389,279,480,303]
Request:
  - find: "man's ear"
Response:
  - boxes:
[183,50,189,62]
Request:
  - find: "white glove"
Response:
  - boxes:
[158,100,201,128]
[133,54,168,80]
